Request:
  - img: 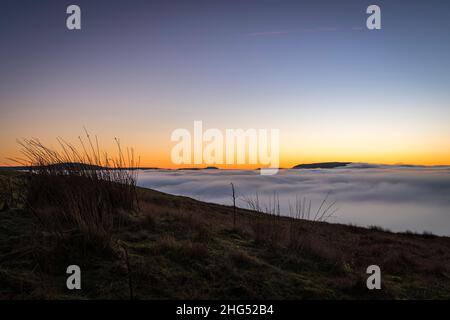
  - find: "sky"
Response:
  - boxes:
[1,0,450,168]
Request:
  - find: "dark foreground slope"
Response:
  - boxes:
[0,171,449,299]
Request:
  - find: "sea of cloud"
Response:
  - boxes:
[137,165,450,236]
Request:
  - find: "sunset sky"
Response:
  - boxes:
[1,0,450,168]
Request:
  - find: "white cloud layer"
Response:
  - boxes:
[137,165,450,236]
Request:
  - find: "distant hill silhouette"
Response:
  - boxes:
[0,163,149,171]
[177,166,219,171]
[292,162,351,169]
[43,162,105,170]
[0,163,104,171]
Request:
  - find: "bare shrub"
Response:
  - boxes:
[243,192,284,247]
[242,191,337,251]
[287,193,337,251]
[12,130,139,249]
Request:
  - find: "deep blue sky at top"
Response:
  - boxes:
[1,0,450,165]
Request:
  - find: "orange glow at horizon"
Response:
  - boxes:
[3,139,449,168]
[1,116,450,168]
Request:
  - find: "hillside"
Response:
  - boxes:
[0,170,449,299]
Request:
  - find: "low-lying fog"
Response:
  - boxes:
[137,165,450,236]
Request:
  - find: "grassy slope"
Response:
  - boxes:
[0,171,450,299]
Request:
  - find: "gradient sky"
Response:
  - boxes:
[1,0,450,168]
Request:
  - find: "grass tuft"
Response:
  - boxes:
[12,131,139,249]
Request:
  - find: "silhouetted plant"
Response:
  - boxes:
[242,192,337,251]
[12,130,139,249]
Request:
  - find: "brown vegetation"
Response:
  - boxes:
[11,132,139,249]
